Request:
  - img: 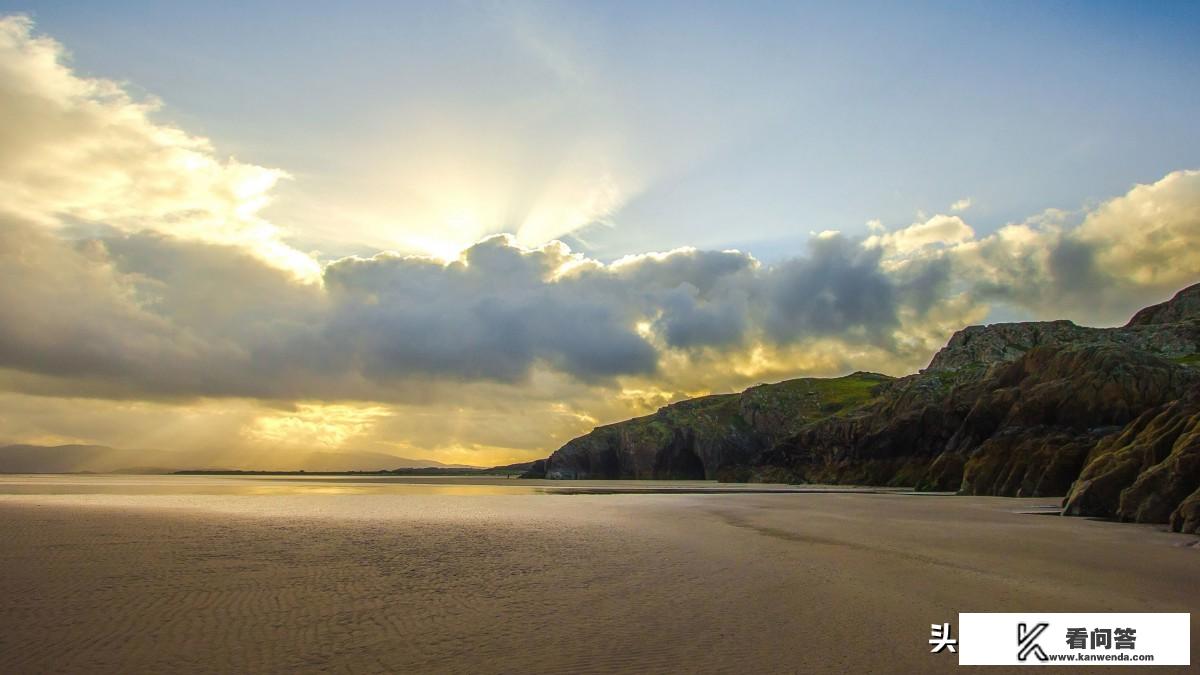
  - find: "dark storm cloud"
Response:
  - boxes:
[324,236,659,382]
[1043,237,1117,308]
[0,221,953,401]
[652,284,749,350]
[607,248,756,351]
[762,235,898,344]
[893,257,954,317]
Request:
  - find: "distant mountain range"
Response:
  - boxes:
[0,444,477,474]
[525,283,1200,534]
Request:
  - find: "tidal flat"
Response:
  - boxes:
[0,475,1197,673]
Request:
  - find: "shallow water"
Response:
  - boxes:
[0,473,914,496]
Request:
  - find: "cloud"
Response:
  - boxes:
[865,214,975,256]
[652,283,749,350]
[3,15,1200,463]
[947,170,1200,324]
[950,197,972,212]
[0,217,939,402]
[5,166,1200,412]
[242,403,393,449]
[0,15,317,280]
[762,235,899,344]
[0,217,334,400]
[1074,169,1200,290]
[324,235,661,384]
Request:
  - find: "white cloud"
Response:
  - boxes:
[944,171,1200,323]
[0,15,318,280]
[864,214,975,256]
[1074,169,1200,288]
[950,197,973,212]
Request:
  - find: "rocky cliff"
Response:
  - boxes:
[770,344,1196,495]
[1127,283,1200,326]
[529,283,1200,532]
[540,373,892,480]
[1063,390,1200,530]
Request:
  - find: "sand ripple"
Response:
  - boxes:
[1,488,1197,673]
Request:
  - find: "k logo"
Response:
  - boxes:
[1017,622,1049,662]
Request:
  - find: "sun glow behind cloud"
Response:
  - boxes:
[306,124,638,262]
[243,404,393,450]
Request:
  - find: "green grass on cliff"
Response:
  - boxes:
[586,372,892,450]
[750,372,891,416]
[1171,353,1200,367]
[663,393,756,431]
[664,372,890,435]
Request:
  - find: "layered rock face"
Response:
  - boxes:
[1064,391,1200,531]
[530,283,1200,531]
[768,344,1195,495]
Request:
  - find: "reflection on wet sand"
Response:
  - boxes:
[0,474,922,497]
[3,475,1196,673]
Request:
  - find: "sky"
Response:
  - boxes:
[0,2,1198,468]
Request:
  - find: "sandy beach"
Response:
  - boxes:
[0,476,1197,673]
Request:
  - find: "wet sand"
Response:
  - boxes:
[0,477,1197,673]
